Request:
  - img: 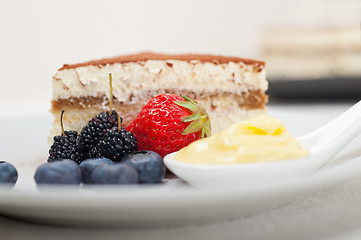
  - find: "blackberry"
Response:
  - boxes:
[76,110,118,158]
[48,111,84,164]
[92,126,138,161]
[48,130,84,163]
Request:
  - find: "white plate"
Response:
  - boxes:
[0,108,360,227]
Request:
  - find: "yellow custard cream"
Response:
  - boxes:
[175,115,309,164]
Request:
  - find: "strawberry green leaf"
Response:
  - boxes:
[173,101,198,112]
[182,119,203,135]
[201,125,206,138]
[181,113,200,122]
[182,95,198,105]
[205,121,211,137]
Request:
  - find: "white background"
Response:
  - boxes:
[0,0,359,114]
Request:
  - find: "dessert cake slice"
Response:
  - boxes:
[50,52,268,141]
[263,27,361,81]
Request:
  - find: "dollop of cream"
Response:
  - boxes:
[175,115,309,164]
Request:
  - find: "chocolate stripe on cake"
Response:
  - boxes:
[60,52,265,70]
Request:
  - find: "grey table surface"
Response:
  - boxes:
[2,101,361,240]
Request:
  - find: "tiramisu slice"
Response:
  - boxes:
[50,52,268,141]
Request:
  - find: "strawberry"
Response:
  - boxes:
[126,94,211,158]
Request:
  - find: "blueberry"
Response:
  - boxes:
[34,159,81,185]
[122,151,165,184]
[79,158,113,184]
[0,161,18,185]
[91,163,138,185]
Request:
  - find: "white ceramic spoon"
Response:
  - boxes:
[164,100,361,189]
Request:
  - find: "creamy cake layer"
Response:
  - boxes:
[53,59,267,103]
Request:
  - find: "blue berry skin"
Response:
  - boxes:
[91,164,138,185]
[34,159,81,185]
[122,151,165,184]
[79,158,113,184]
[0,161,18,185]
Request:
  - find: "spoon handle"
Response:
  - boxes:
[300,100,361,151]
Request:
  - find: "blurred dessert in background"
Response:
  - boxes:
[263,27,361,81]
[262,27,361,99]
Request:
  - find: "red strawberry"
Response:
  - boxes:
[126,94,211,158]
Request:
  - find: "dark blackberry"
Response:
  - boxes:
[48,111,84,164]
[48,130,84,164]
[76,110,118,158]
[91,126,138,162]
